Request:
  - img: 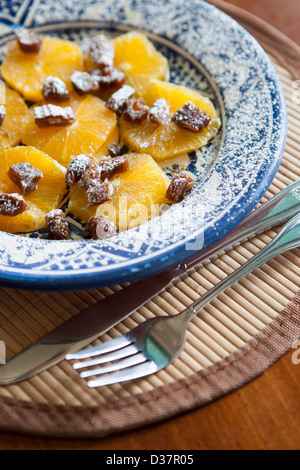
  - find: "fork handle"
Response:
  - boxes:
[185,179,300,272]
[183,212,300,321]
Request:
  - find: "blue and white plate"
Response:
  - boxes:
[0,0,287,290]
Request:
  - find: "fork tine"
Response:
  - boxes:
[87,360,159,388]
[72,344,139,370]
[66,334,132,361]
[80,352,147,378]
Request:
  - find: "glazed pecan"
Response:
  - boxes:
[86,180,113,206]
[123,98,149,124]
[45,209,71,240]
[90,67,125,89]
[65,155,92,186]
[166,173,195,202]
[106,85,135,115]
[88,34,115,70]
[42,76,70,102]
[149,98,170,125]
[84,216,117,240]
[172,101,211,132]
[15,27,42,53]
[8,162,43,196]
[107,141,126,158]
[71,71,99,95]
[34,104,76,128]
[0,193,28,216]
[99,156,129,181]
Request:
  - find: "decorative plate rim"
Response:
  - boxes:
[0,0,287,290]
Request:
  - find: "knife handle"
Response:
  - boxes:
[185,180,300,271]
[1,182,299,385]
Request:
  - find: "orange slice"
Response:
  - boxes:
[0,146,67,233]
[21,94,118,167]
[120,79,221,162]
[1,36,84,102]
[0,86,29,150]
[86,32,168,84]
[68,153,170,229]
[112,31,169,79]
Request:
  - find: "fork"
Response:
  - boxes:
[67,212,300,388]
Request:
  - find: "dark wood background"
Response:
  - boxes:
[0,0,300,450]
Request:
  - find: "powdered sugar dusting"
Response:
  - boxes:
[0,0,286,288]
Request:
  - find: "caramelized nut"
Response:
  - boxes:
[71,71,99,95]
[78,161,101,190]
[42,76,70,102]
[90,67,125,89]
[34,104,76,128]
[0,105,6,127]
[8,162,43,196]
[46,209,71,240]
[123,98,149,124]
[107,141,126,158]
[66,154,92,186]
[172,101,211,132]
[0,193,28,216]
[86,180,113,206]
[99,156,129,181]
[84,216,117,240]
[15,27,42,53]
[166,173,195,202]
[149,98,170,125]
[106,85,135,115]
[88,34,115,70]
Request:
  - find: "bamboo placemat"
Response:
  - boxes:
[0,1,299,438]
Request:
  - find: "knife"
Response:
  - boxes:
[1,180,300,385]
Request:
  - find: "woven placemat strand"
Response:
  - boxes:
[0,0,299,437]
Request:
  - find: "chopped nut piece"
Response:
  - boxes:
[71,71,99,95]
[15,27,42,53]
[84,216,117,240]
[106,85,136,115]
[0,105,6,127]
[46,209,71,240]
[88,34,115,70]
[0,193,28,216]
[90,67,125,89]
[123,98,149,124]
[99,156,129,181]
[8,162,43,196]
[171,101,211,132]
[107,141,126,158]
[66,154,92,186]
[149,98,170,125]
[78,161,101,190]
[86,180,113,206]
[34,104,76,128]
[42,76,70,102]
[166,173,195,202]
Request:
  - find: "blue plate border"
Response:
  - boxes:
[0,0,287,290]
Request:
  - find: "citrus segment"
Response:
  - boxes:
[0,146,67,233]
[0,87,29,150]
[95,124,120,162]
[68,153,170,229]
[1,37,84,102]
[120,79,221,161]
[111,32,169,81]
[152,79,219,113]
[22,94,118,167]
[0,201,45,234]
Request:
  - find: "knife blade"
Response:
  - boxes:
[1,180,300,385]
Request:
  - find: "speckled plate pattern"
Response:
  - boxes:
[0,0,287,290]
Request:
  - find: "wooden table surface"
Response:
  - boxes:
[1,0,300,451]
